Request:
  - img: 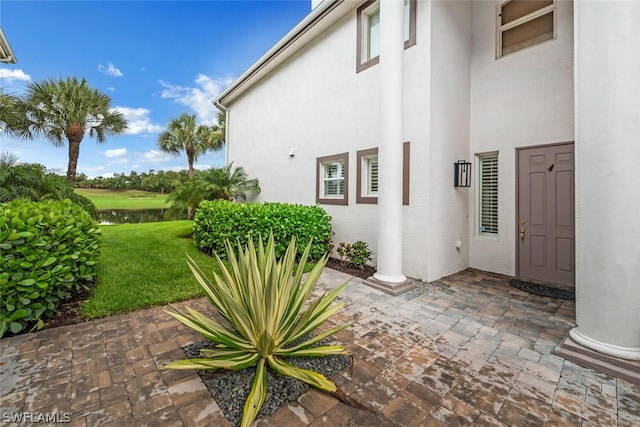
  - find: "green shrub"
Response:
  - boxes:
[336,241,374,270]
[193,200,332,260]
[0,199,102,337]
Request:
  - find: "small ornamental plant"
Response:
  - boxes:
[162,234,364,427]
[336,240,373,270]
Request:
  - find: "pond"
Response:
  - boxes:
[98,209,188,224]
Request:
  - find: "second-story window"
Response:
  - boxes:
[356,0,417,73]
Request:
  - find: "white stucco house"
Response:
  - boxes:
[213,0,640,382]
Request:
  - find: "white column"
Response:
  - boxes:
[374,0,407,284]
[572,0,640,360]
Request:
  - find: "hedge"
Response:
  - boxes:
[193,200,332,260]
[0,199,102,337]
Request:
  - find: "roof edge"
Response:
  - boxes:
[0,28,17,64]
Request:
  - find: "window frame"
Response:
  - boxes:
[316,152,349,205]
[356,148,379,204]
[356,142,410,205]
[356,0,417,73]
[476,152,499,238]
[496,0,556,59]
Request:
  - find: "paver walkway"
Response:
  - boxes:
[1,268,639,426]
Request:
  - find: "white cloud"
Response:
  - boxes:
[159,74,233,125]
[0,69,31,83]
[104,148,128,164]
[138,150,171,162]
[98,62,123,77]
[114,106,164,135]
[106,87,115,92]
[105,148,127,158]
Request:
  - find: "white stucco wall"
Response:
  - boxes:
[226,0,574,282]
[468,0,574,276]
[226,1,433,280]
[401,0,431,280]
[426,0,472,280]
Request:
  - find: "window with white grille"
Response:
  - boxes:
[323,161,344,196]
[316,152,349,205]
[479,154,499,235]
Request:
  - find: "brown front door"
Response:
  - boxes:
[517,143,575,286]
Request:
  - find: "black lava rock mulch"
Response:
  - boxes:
[509,278,575,300]
[182,339,351,427]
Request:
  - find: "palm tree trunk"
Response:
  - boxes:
[66,124,85,182]
[67,141,81,182]
[187,154,194,179]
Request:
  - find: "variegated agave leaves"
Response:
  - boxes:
[162,234,354,427]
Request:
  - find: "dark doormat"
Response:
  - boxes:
[509,278,575,300]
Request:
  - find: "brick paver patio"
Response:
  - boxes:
[1,268,639,426]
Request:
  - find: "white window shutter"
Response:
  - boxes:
[480,155,499,234]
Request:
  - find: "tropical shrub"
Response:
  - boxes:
[165,164,260,220]
[336,241,374,270]
[165,179,202,220]
[0,199,102,337]
[193,200,332,260]
[196,162,260,201]
[162,234,360,427]
[0,153,98,218]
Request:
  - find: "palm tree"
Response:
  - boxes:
[212,110,226,146]
[165,164,260,219]
[14,77,127,182]
[200,163,260,201]
[157,113,223,179]
[0,90,21,135]
[165,180,203,220]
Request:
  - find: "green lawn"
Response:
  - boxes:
[76,188,171,210]
[82,220,219,318]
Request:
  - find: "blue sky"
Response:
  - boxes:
[0,0,311,177]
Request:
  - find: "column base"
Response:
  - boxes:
[569,328,640,361]
[555,335,640,385]
[363,276,416,296]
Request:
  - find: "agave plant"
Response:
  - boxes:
[162,234,358,427]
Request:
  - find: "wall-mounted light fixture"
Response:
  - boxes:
[289,148,295,158]
[454,160,471,187]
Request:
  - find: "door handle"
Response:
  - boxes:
[520,226,525,242]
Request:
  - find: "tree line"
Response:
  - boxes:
[74,169,190,193]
